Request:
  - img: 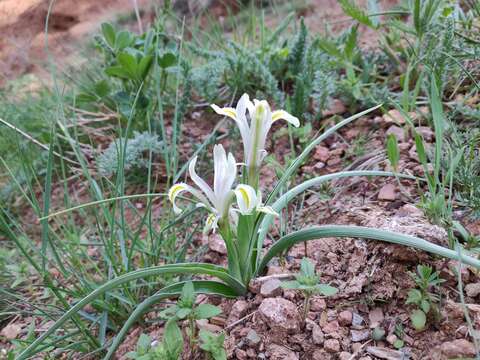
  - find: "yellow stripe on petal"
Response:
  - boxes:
[211,104,237,120]
[237,187,250,209]
[272,110,300,127]
[234,184,257,215]
[168,183,187,214]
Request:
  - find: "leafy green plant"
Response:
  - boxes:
[282,257,337,319]
[126,320,183,360]
[18,95,480,360]
[405,264,445,331]
[198,329,227,360]
[159,282,221,346]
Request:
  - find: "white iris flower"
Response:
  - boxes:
[168,144,264,232]
[234,185,278,216]
[211,94,300,173]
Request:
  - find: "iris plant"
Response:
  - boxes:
[20,96,480,360]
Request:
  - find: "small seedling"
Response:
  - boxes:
[405,264,444,330]
[126,320,183,360]
[372,326,385,341]
[159,281,222,347]
[282,257,338,319]
[386,133,400,172]
[198,329,227,360]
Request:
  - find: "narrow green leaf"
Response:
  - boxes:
[338,0,375,28]
[386,133,399,171]
[258,226,480,275]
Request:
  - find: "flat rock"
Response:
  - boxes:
[227,300,249,324]
[258,298,301,334]
[0,324,21,339]
[439,339,476,358]
[311,324,324,345]
[208,233,227,254]
[368,308,384,328]
[266,344,298,360]
[386,125,406,142]
[465,283,480,297]
[324,339,340,353]
[366,346,405,360]
[383,109,406,125]
[310,297,326,311]
[351,329,370,342]
[260,278,282,297]
[338,310,353,326]
[378,183,396,201]
[314,145,330,162]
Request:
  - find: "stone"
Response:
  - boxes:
[386,334,398,345]
[314,145,330,162]
[439,339,476,358]
[260,278,283,297]
[415,126,434,142]
[312,349,328,359]
[378,183,396,201]
[246,348,257,358]
[310,297,327,311]
[258,298,301,334]
[266,344,299,360]
[235,348,248,360]
[324,339,340,353]
[227,300,249,324]
[0,324,21,339]
[338,310,353,326]
[245,329,261,346]
[311,324,324,345]
[386,125,406,142]
[324,99,346,116]
[339,352,352,360]
[208,233,227,254]
[465,283,480,297]
[368,308,384,328]
[397,204,423,217]
[322,320,340,335]
[351,329,370,342]
[366,347,404,360]
[352,313,365,327]
[408,144,420,162]
[383,109,406,125]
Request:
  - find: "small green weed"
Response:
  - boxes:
[405,264,445,331]
[282,257,337,320]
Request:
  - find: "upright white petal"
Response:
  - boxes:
[189,156,216,205]
[234,184,258,215]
